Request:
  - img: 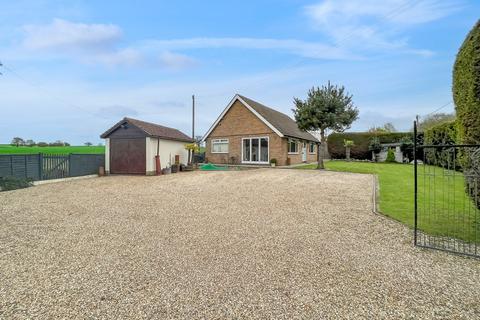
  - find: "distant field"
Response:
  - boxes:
[0,145,105,154]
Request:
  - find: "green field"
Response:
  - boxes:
[297,161,479,242]
[0,144,105,154]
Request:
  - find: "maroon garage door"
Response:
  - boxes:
[110,138,146,174]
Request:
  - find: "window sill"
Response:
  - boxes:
[288,152,299,155]
[242,161,269,164]
[211,151,229,154]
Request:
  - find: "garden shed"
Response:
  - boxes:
[100,117,193,175]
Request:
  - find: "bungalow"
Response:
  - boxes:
[202,94,319,166]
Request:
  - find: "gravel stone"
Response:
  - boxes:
[0,169,479,319]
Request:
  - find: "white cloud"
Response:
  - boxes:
[304,0,462,54]
[143,37,354,60]
[158,51,198,70]
[86,48,143,67]
[23,18,122,51]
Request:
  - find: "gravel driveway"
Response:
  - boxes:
[1,169,479,319]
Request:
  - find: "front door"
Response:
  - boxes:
[302,143,307,162]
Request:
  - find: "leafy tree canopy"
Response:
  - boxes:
[292,82,359,138]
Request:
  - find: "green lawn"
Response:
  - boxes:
[297,161,479,242]
[0,144,105,154]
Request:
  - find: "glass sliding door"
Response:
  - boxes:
[242,137,269,164]
[251,138,259,162]
[260,138,268,162]
[243,139,250,162]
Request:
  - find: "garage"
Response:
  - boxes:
[110,138,146,174]
[101,117,193,175]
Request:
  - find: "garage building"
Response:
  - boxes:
[101,117,193,175]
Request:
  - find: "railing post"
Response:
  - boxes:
[38,153,43,180]
[68,154,72,178]
[413,121,418,246]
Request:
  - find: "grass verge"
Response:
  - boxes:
[0,145,104,154]
[297,161,479,242]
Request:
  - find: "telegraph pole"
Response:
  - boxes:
[192,94,195,165]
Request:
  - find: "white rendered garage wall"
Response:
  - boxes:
[104,138,110,174]
[146,137,189,175]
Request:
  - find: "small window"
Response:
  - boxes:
[211,139,229,153]
[309,142,316,154]
[288,140,298,153]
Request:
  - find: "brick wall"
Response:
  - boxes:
[205,100,317,166]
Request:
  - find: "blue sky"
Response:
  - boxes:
[0,0,478,144]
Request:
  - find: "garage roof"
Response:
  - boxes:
[101,117,193,142]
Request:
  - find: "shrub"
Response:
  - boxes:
[453,19,480,145]
[399,136,414,161]
[328,132,413,159]
[270,158,277,164]
[368,137,382,153]
[0,177,33,191]
[453,20,480,207]
[385,149,396,163]
[424,121,457,145]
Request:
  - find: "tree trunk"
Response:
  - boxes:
[317,129,325,169]
[346,147,351,161]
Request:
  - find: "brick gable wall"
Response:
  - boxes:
[205,100,317,166]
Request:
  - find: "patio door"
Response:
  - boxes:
[302,143,307,162]
[242,137,269,164]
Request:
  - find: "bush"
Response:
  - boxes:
[270,158,277,164]
[453,19,480,145]
[399,136,414,161]
[424,121,457,146]
[453,20,480,208]
[328,132,413,159]
[0,177,33,191]
[385,149,396,163]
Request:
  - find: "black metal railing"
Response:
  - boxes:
[414,122,480,258]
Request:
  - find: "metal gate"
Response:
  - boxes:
[414,122,480,258]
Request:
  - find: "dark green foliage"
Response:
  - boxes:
[293,82,359,168]
[328,132,413,159]
[368,137,382,153]
[399,136,414,161]
[385,149,396,163]
[453,20,480,208]
[293,83,359,134]
[423,121,457,145]
[0,177,33,191]
[422,121,459,170]
[453,19,480,144]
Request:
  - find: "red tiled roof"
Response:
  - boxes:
[101,117,193,142]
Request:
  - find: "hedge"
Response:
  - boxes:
[453,20,480,208]
[423,121,457,145]
[453,19,480,145]
[327,132,413,159]
[423,121,459,170]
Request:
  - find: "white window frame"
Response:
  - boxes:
[309,142,316,154]
[211,138,229,154]
[288,139,299,154]
[241,136,269,164]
